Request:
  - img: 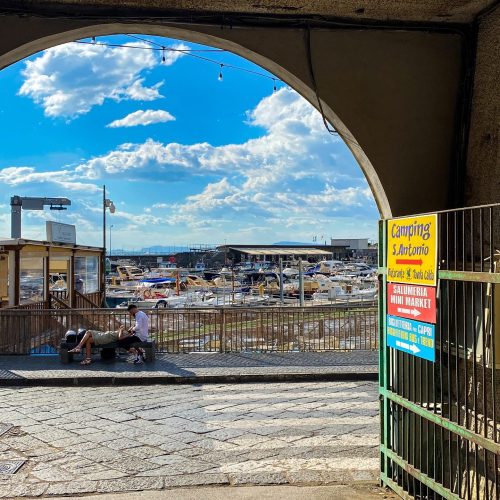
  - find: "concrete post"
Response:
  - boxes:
[299,260,305,306]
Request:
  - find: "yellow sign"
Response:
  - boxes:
[387,214,438,286]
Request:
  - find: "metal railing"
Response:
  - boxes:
[380,204,500,500]
[0,305,377,355]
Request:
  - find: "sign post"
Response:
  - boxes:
[386,214,438,361]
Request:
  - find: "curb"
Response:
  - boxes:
[0,370,378,387]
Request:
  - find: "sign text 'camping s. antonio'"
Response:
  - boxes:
[387,214,438,286]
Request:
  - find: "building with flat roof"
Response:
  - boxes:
[330,238,369,250]
[217,244,350,263]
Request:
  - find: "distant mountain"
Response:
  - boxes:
[141,245,190,253]
[110,245,191,255]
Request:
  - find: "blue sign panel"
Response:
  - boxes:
[386,315,435,362]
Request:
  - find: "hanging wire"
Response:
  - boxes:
[75,40,222,54]
[304,26,337,136]
[125,33,226,52]
[74,36,281,84]
[304,26,360,149]
[218,64,223,81]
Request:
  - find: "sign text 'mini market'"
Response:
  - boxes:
[387,283,436,324]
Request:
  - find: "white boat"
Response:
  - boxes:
[117,294,189,309]
[282,267,299,277]
[194,261,206,272]
[312,284,377,303]
[342,263,377,277]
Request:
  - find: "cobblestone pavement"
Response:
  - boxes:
[0,352,377,383]
[0,381,379,498]
[65,484,397,500]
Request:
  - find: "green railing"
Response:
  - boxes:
[380,204,500,499]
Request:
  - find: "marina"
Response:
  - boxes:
[0,238,378,311]
[104,259,378,309]
[0,238,378,355]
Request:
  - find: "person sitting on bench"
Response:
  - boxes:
[119,304,149,364]
[68,325,127,365]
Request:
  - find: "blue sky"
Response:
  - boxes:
[0,35,378,250]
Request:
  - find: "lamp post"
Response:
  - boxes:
[109,225,114,256]
[102,185,115,306]
[102,185,116,254]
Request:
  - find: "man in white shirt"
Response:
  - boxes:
[118,304,149,364]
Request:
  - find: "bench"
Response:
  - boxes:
[59,340,155,364]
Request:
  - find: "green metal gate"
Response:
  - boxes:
[379,204,500,499]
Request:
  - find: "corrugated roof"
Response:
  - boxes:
[229,247,332,256]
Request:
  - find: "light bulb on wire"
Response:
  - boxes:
[76,36,287,98]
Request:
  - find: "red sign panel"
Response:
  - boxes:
[387,283,436,324]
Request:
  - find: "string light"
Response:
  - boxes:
[77,35,281,87]
[125,33,226,53]
[81,33,356,146]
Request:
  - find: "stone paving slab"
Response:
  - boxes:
[27,484,397,500]
[0,381,380,498]
[0,352,377,386]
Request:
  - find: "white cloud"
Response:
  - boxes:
[2,88,377,243]
[0,166,101,192]
[18,41,190,118]
[107,109,175,128]
[72,88,343,182]
[112,209,163,226]
[183,178,239,211]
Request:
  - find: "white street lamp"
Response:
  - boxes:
[102,185,115,306]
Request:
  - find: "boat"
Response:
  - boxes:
[194,261,206,272]
[116,265,145,281]
[185,275,211,289]
[305,260,344,275]
[312,284,378,304]
[116,294,189,309]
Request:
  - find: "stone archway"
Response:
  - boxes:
[0,16,467,219]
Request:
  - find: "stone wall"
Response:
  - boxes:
[465,6,500,206]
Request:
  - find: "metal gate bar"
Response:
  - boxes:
[380,203,500,500]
